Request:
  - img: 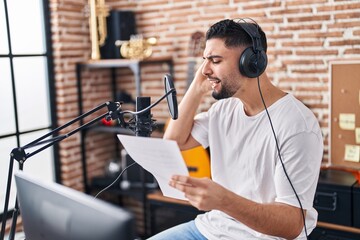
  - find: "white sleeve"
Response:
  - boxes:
[274,131,323,210]
[191,111,210,149]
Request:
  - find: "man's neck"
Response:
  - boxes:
[238,76,286,116]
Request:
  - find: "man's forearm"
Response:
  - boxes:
[163,83,205,146]
[221,191,305,239]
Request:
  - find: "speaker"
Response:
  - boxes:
[120,149,158,190]
[238,20,267,78]
[354,183,360,228]
[100,10,136,59]
[314,169,357,227]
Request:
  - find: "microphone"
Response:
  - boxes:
[164,74,178,120]
[135,96,152,137]
[108,74,178,130]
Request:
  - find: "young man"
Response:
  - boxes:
[150,19,323,239]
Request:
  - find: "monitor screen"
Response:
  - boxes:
[14,172,136,240]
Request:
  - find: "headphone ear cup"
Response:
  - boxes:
[239,47,268,78]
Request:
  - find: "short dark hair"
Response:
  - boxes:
[206,19,267,53]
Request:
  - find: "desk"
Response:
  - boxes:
[147,191,203,237]
[147,191,360,239]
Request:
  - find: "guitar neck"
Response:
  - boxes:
[187,31,205,90]
[186,60,197,90]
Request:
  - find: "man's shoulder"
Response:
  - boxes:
[275,94,322,138]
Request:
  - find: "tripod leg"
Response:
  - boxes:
[8,198,19,240]
[1,156,15,240]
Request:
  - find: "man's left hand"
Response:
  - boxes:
[169,175,229,211]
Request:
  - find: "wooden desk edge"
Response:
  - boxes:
[317,221,360,234]
[147,191,191,206]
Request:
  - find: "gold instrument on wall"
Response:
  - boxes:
[115,34,157,60]
[89,0,109,60]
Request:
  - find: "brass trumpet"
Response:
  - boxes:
[115,35,157,60]
[89,0,109,60]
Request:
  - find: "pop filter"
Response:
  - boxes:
[164,74,178,120]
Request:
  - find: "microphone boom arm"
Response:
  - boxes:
[1,75,177,240]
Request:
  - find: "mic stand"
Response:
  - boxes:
[1,87,176,240]
[134,97,153,236]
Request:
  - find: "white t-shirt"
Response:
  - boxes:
[191,94,323,240]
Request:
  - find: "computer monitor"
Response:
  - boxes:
[14,172,136,240]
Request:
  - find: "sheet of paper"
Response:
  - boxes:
[339,113,356,130]
[117,134,189,200]
[356,128,360,144]
[344,144,360,162]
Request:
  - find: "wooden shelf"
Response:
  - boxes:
[77,57,173,72]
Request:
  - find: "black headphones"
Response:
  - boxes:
[237,19,268,78]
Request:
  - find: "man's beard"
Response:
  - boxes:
[212,81,237,100]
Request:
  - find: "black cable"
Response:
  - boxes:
[256,77,309,239]
[94,162,137,199]
[243,16,308,237]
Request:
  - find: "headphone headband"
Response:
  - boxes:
[235,18,268,78]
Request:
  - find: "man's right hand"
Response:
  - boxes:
[190,60,212,96]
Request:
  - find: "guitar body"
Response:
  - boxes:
[164,119,211,178]
[181,31,211,178]
[182,146,211,178]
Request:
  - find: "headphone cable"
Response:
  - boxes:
[94,162,137,199]
[256,76,309,239]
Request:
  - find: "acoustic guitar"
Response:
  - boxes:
[180,31,211,178]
